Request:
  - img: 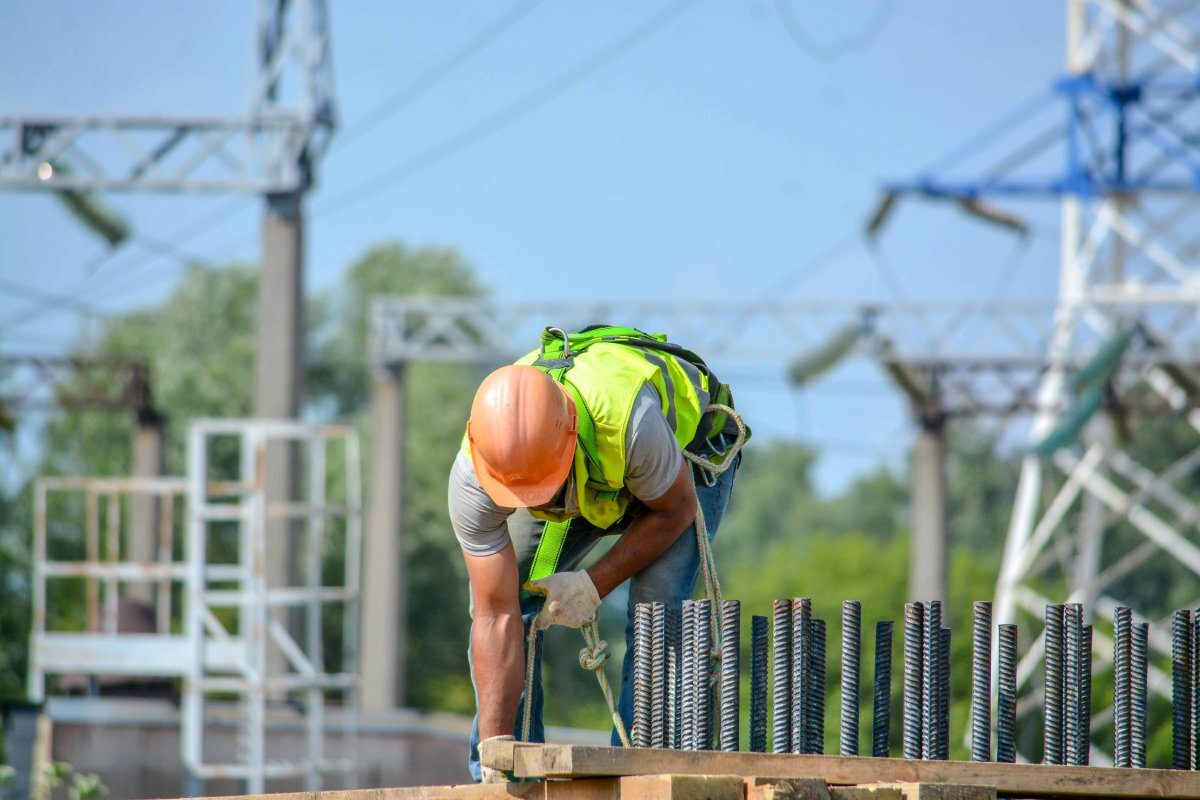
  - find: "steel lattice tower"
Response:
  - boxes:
[887,0,1200,762]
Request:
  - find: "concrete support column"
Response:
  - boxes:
[255,192,305,675]
[127,417,165,608]
[361,365,407,709]
[910,415,947,606]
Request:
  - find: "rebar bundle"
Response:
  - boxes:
[680,600,697,751]
[903,602,924,760]
[694,598,713,750]
[872,620,893,758]
[771,599,791,754]
[1080,623,1092,766]
[1174,610,1192,770]
[1044,603,1065,765]
[1132,621,1148,770]
[1114,606,1132,768]
[922,601,941,760]
[840,600,861,757]
[971,601,991,762]
[633,603,652,748]
[811,618,827,755]
[938,626,950,761]
[649,602,666,748]
[750,615,768,753]
[790,597,811,754]
[1064,603,1084,766]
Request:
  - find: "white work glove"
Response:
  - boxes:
[527,570,601,631]
[479,735,514,784]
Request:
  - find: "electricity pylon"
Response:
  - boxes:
[883,0,1200,762]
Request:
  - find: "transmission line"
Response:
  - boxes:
[772,0,895,62]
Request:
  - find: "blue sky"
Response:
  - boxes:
[0,1,1071,492]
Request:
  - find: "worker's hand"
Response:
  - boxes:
[526,570,601,630]
[479,735,515,783]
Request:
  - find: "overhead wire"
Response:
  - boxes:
[771,0,895,62]
[314,0,701,221]
[330,0,546,155]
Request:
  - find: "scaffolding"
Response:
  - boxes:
[29,419,362,795]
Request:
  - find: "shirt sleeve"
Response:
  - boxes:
[623,385,684,502]
[448,450,515,557]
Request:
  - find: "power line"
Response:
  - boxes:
[772,0,895,62]
[760,230,865,298]
[314,0,701,220]
[331,0,545,155]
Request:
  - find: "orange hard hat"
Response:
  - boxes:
[467,365,578,508]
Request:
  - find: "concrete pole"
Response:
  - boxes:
[256,191,305,675]
[910,415,947,606]
[361,365,407,709]
[127,417,165,609]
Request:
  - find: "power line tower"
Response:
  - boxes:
[885,0,1200,762]
[0,0,336,692]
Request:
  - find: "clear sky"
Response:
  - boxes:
[0,1,1072,493]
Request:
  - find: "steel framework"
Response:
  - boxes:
[0,0,335,194]
[28,419,362,796]
[886,0,1200,764]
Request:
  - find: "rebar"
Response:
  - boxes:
[668,605,681,749]
[840,600,862,756]
[1064,603,1082,766]
[1192,615,1200,770]
[1174,610,1192,770]
[997,623,1018,764]
[718,600,740,752]
[694,598,713,750]
[1132,621,1148,770]
[1114,606,1132,768]
[810,617,827,755]
[750,615,769,753]
[1044,603,1064,765]
[872,620,893,758]
[938,626,950,761]
[971,601,992,762]
[680,600,697,751]
[771,599,791,754]
[650,602,666,748]
[633,602,652,748]
[902,602,924,760]
[922,600,941,760]
[791,597,811,754]
[1080,624,1092,766]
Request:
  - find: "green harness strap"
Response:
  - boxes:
[527,519,572,584]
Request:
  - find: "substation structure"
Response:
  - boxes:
[879,0,1200,763]
[28,419,362,796]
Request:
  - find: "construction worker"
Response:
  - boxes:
[448,326,746,782]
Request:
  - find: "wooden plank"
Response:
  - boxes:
[746,777,832,800]
[191,781,615,800]
[496,744,1200,799]
[617,775,744,800]
[878,785,995,800]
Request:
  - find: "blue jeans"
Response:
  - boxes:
[466,453,740,781]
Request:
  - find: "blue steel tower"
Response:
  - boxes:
[887,0,1200,763]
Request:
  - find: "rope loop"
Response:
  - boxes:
[578,638,611,671]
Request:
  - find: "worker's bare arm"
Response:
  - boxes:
[463,542,525,741]
[586,460,697,598]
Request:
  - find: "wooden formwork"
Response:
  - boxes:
[187,741,1200,800]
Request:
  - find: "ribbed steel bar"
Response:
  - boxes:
[1132,621,1148,769]
[840,600,862,756]
[997,623,1018,764]
[718,600,740,752]
[810,617,827,755]
[938,626,950,761]
[1192,615,1200,770]
[922,601,941,760]
[790,598,811,754]
[1064,603,1082,766]
[771,599,791,754]
[669,605,681,750]
[971,601,992,762]
[695,598,713,750]
[1173,610,1192,770]
[1081,624,1092,766]
[902,602,924,760]
[1044,603,1065,765]
[633,603,653,748]
[750,615,769,753]
[872,620,893,758]
[680,600,697,751]
[649,602,667,748]
[1114,606,1132,768]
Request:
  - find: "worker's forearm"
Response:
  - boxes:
[586,506,694,598]
[472,611,526,740]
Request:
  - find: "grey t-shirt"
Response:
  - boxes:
[449,385,682,556]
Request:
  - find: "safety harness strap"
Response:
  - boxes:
[527,519,571,585]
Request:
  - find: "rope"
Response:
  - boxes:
[518,402,747,748]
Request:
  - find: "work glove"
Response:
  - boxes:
[526,570,601,631]
[479,735,515,784]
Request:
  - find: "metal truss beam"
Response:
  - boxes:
[0,353,159,420]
